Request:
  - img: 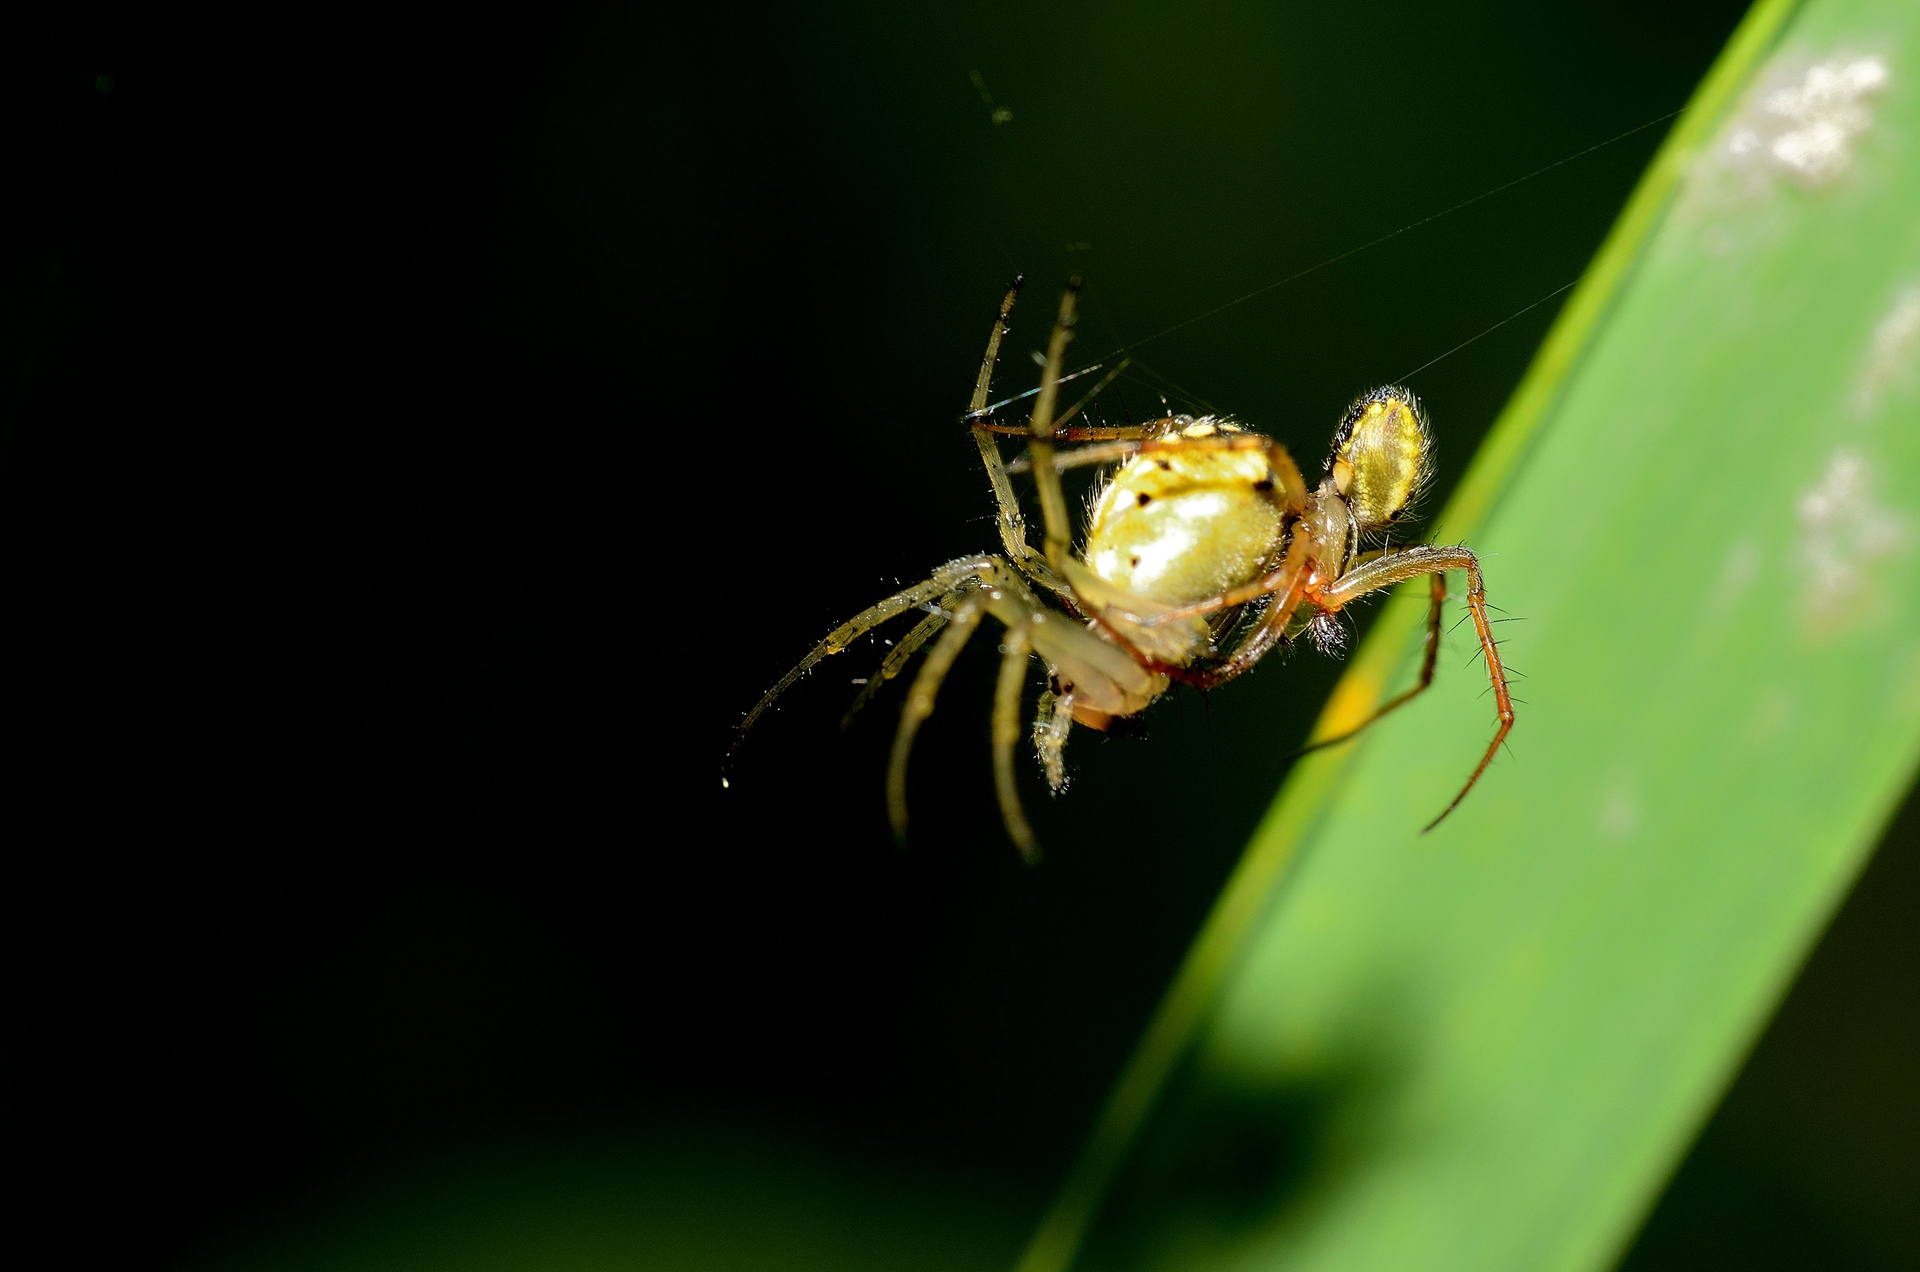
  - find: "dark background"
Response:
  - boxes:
[6,1,1913,1268]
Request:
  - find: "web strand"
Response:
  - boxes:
[1394,274,1586,383]
[1084,107,1681,363]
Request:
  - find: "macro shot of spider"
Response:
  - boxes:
[729,278,1513,860]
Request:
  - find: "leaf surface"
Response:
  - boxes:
[1020,1,1920,1267]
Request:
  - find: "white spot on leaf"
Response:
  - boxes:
[1796,448,1911,638]
[1852,285,1920,417]
[1727,55,1888,184]
[1685,52,1891,239]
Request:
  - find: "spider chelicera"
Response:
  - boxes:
[730,278,1514,859]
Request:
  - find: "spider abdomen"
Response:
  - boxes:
[1083,443,1283,611]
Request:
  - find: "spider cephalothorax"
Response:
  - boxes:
[731,279,1513,858]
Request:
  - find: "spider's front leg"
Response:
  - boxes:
[1315,544,1515,830]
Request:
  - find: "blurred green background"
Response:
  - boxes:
[6,1,1912,1269]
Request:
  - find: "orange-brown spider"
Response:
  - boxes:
[730,279,1513,859]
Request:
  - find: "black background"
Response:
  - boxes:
[6,2,1913,1268]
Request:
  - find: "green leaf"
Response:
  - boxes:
[1018,0,1920,1268]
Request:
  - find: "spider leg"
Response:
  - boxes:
[992,618,1040,862]
[1024,282,1083,573]
[864,554,1161,850]
[1163,533,1313,690]
[841,589,968,728]
[887,591,990,843]
[1295,572,1446,755]
[1031,689,1074,793]
[731,572,975,760]
[978,420,1172,442]
[964,278,1066,594]
[1316,545,1514,830]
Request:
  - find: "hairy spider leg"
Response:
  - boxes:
[978,418,1174,442]
[1113,469,1321,631]
[974,355,1160,442]
[1033,356,1133,437]
[1315,544,1513,831]
[888,591,990,842]
[1295,571,1447,756]
[731,572,976,757]
[1031,689,1074,792]
[841,590,968,728]
[992,618,1040,861]
[1023,282,1083,575]
[966,278,1066,594]
[969,350,1145,440]
[883,555,1163,847]
[1157,531,1314,690]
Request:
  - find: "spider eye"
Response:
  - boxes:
[1334,387,1429,529]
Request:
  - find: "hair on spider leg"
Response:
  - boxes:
[1475,671,1528,698]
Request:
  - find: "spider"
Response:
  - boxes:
[729,278,1513,860]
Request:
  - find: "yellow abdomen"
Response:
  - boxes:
[1083,439,1283,609]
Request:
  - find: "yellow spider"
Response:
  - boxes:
[731,279,1513,859]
